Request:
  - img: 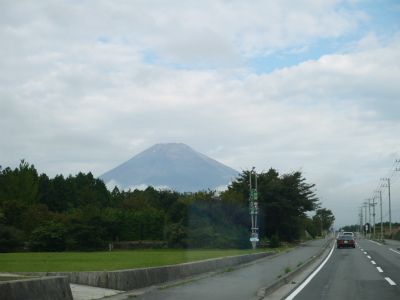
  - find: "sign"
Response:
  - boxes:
[250,237,259,242]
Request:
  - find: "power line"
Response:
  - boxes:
[360,158,400,237]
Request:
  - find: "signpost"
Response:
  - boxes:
[249,167,259,249]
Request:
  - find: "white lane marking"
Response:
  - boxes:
[369,240,382,246]
[385,277,397,286]
[367,255,371,259]
[371,260,376,265]
[285,244,335,300]
[364,252,367,255]
[389,248,400,255]
[361,248,364,251]
[377,267,383,272]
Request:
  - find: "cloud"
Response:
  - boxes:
[1,1,399,226]
[0,0,363,67]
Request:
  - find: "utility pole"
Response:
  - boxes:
[367,198,372,239]
[249,167,259,249]
[382,178,392,237]
[363,202,368,237]
[371,197,377,239]
[379,190,383,241]
[368,199,371,226]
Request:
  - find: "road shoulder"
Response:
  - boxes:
[260,238,334,299]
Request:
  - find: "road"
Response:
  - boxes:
[108,238,329,300]
[290,238,400,300]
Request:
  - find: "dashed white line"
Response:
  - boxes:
[363,252,367,255]
[385,277,397,286]
[367,255,371,259]
[377,267,383,272]
[371,260,376,265]
[389,248,400,255]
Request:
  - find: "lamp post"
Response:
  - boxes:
[249,167,259,249]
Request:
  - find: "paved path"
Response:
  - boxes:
[0,272,123,299]
[70,283,122,300]
[289,238,400,300]
[108,238,330,300]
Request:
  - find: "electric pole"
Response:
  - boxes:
[382,178,392,237]
[379,190,383,241]
[367,198,372,238]
[249,167,259,249]
[363,202,368,237]
[371,197,377,239]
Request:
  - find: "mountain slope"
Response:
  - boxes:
[100,143,239,192]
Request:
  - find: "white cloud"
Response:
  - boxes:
[0,0,363,66]
[1,1,399,226]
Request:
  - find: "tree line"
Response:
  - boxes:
[0,160,335,252]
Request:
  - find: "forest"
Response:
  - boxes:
[0,160,334,252]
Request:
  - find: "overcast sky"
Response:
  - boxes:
[1,0,400,226]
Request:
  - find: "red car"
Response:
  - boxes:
[337,234,355,248]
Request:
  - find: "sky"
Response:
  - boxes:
[1,0,400,227]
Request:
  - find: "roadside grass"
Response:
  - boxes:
[0,247,290,272]
[284,266,291,274]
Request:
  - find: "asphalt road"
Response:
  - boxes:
[290,238,400,300]
[109,238,329,300]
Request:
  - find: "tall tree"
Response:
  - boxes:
[313,208,335,235]
[223,169,319,242]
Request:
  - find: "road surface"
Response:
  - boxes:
[108,238,329,300]
[290,238,400,300]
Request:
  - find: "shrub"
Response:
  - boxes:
[165,223,187,248]
[29,222,66,251]
[270,235,280,248]
[0,225,24,252]
[65,223,106,251]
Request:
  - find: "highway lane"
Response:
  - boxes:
[356,238,400,289]
[290,238,400,300]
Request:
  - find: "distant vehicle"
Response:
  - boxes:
[342,232,354,237]
[337,234,355,248]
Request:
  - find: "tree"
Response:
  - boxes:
[222,169,319,242]
[0,160,324,251]
[313,208,335,236]
[0,160,39,205]
[29,221,67,251]
[0,225,24,252]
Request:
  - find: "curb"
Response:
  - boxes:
[257,238,334,299]
[0,276,73,300]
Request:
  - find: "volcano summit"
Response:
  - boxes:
[100,143,239,192]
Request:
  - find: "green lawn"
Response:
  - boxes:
[0,248,280,272]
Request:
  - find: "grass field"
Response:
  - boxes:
[0,248,283,272]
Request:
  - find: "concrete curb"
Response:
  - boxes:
[257,238,334,299]
[0,276,73,300]
[20,252,273,291]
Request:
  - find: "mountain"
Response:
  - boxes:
[100,143,239,192]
